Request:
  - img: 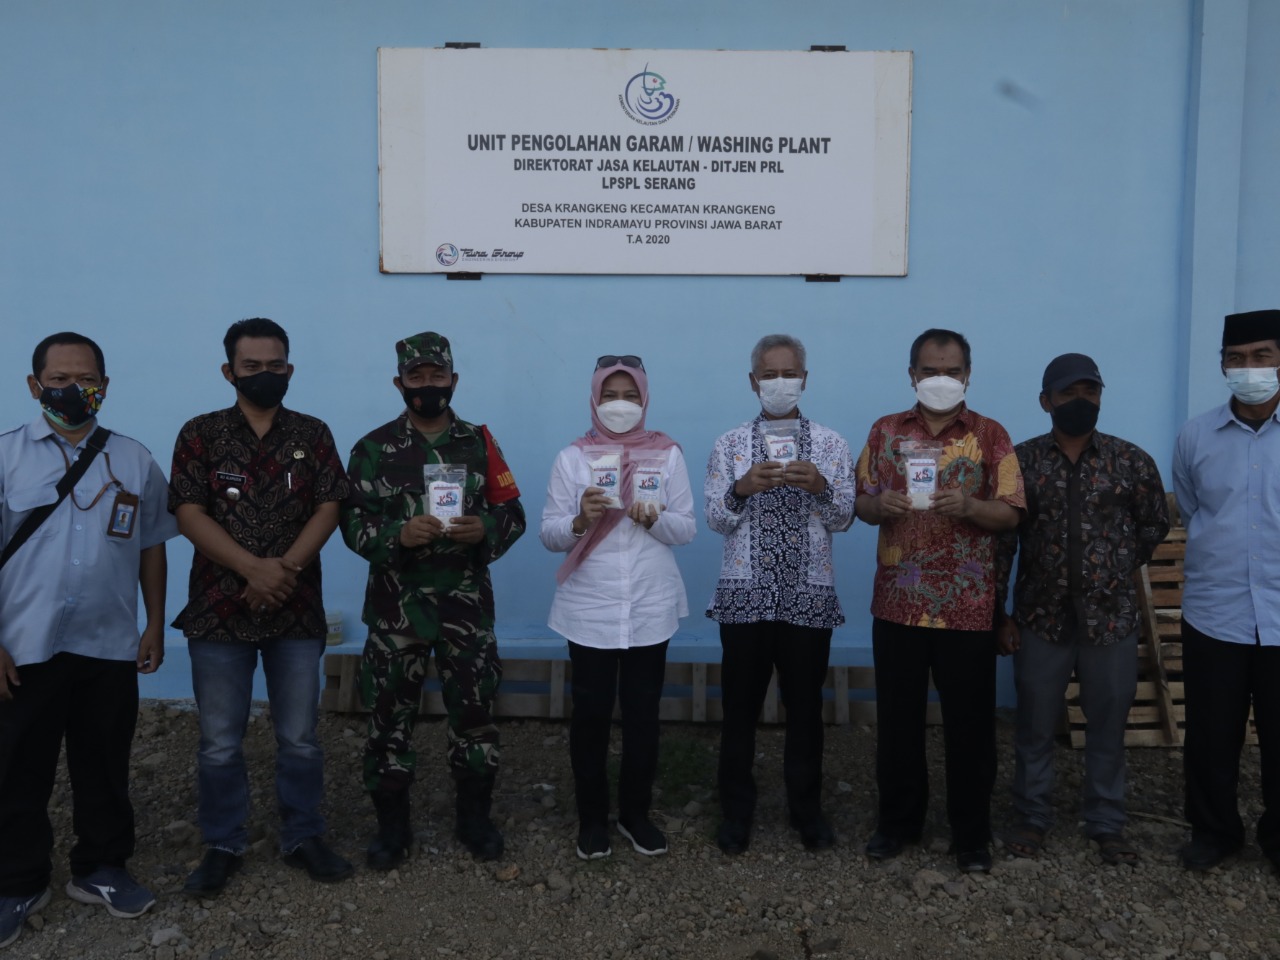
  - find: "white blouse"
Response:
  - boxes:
[540,444,696,649]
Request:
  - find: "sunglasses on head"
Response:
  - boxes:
[595,355,645,371]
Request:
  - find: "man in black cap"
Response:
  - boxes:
[1173,309,1280,872]
[995,353,1169,865]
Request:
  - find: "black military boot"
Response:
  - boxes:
[366,788,412,871]
[454,772,504,861]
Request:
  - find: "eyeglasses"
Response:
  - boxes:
[595,355,645,371]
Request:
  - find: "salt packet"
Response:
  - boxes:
[758,420,798,464]
[584,445,625,508]
[423,464,467,520]
[898,440,944,510]
[632,457,665,519]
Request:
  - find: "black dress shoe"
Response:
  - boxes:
[791,815,836,852]
[1180,837,1239,871]
[956,847,992,873]
[865,830,908,861]
[283,837,354,883]
[716,820,751,856]
[183,849,242,897]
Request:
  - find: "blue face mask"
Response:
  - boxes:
[1225,366,1280,406]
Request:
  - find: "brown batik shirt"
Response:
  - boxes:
[168,405,348,642]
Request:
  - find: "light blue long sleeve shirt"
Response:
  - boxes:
[1173,401,1280,646]
[0,416,178,666]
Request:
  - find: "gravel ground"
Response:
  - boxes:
[6,704,1279,960]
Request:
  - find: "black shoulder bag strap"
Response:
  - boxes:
[0,426,112,572]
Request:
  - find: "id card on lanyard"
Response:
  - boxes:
[107,491,139,538]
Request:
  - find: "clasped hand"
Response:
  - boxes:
[241,556,301,613]
[400,514,485,548]
[735,460,827,496]
[873,488,973,522]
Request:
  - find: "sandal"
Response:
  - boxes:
[1004,823,1046,859]
[1095,833,1139,866]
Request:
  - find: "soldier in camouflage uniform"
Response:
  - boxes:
[340,332,524,868]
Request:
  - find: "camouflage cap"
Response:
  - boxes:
[396,331,453,373]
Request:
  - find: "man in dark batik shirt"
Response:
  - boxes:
[170,318,352,896]
[995,353,1169,865]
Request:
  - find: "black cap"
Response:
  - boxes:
[1041,353,1104,394]
[1223,310,1280,347]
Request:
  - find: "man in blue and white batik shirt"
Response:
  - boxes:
[705,333,855,856]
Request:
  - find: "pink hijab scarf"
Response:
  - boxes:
[556,361,678,585]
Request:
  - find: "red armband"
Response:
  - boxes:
[479,424,520,504]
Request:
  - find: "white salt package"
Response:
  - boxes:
[758,420,798,464]
[898,440,944,510]
[423,464,467,520]
[584,446,625,508]
[632,458,665,518]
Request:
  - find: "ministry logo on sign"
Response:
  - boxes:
[619,65,680,125]
[436,243,459,266]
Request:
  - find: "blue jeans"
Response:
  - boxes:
[188,637,326,854]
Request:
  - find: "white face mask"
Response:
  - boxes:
[1224,366,1280,406]
[756,376,804,416]
[596,399,643,434]
[914,374,967,413]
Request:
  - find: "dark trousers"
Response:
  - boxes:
[717,621,832,826]
[1183,621,1280,858]
[0,653,138,896]
[568,639,669,826]
[1012,629,1137,837]
[872,618,996,851]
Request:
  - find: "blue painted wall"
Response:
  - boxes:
[1,1,1275,703]
[1238,0,1280,310]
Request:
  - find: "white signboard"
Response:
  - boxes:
[379,47,912,276]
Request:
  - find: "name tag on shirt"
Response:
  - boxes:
[107,491,139,539]
[216,471,247,484]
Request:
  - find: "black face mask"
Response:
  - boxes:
[403,383,453,419]
[1050,397,1100,437]
[234,371,289,409]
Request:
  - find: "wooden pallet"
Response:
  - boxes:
[1065,494,1256,748]
[321,654,943,727]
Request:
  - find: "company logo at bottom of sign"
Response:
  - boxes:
[439,246,526,263]
[435,243,459,266]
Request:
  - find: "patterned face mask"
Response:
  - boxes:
[39,383,105,429]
